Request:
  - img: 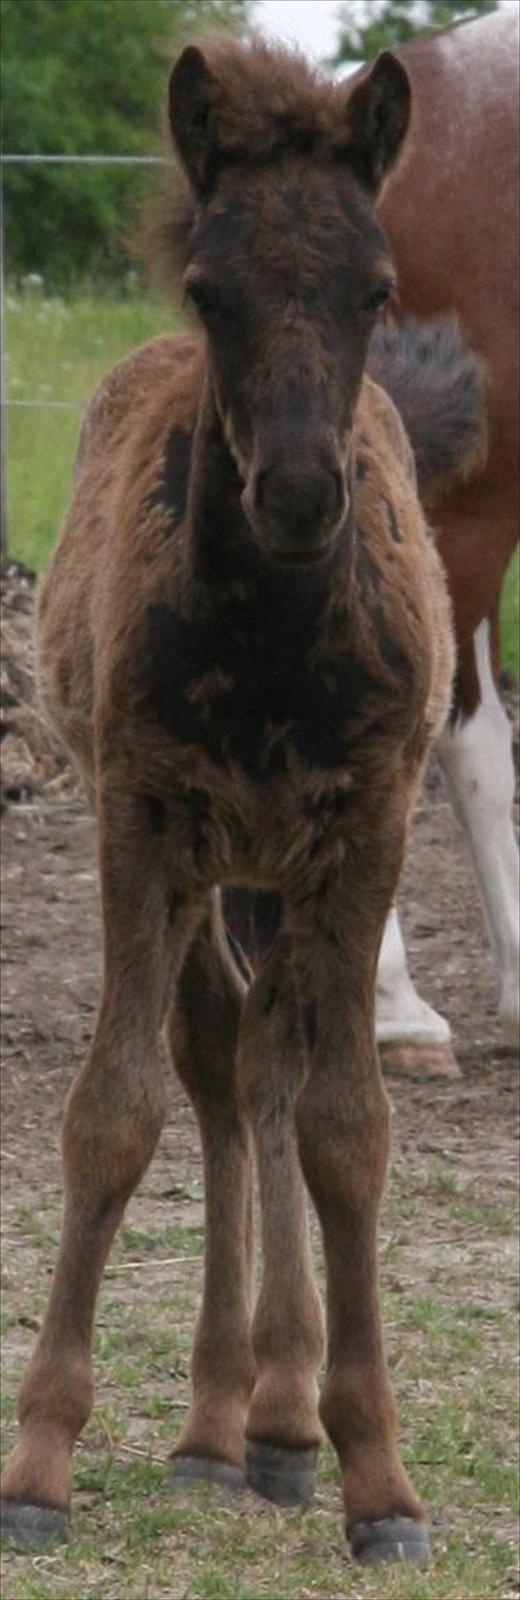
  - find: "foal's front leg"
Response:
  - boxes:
[290,823,430,1567]
[0,790,202,1546]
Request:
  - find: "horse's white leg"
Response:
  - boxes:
[376,907,460,1077]
[437,617,519,1047]
[377,906,451,1045]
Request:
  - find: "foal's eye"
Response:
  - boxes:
[184,277,222,319]
[361,280,395,315]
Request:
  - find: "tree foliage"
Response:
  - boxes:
[1,0,250,286]
[333,0,498,64]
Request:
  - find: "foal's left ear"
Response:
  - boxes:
[168,45,219,197]
[336,52,411,193]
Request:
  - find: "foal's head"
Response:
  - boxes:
[167,39,410,565]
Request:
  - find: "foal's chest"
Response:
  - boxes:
[145,595,374,780]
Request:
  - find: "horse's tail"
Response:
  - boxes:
[367,314,488,505]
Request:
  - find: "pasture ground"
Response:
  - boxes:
[1,713,518,1599]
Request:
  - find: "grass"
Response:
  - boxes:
[3,288,182,573]
[502,547,519,677]
[1,1157,518,1600]
[3,288,519,676]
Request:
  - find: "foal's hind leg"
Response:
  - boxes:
[238,935,325,1506]
[167,901,256,1491]
[0,791,201,1546]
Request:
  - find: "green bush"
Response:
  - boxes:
[1,0,249,288]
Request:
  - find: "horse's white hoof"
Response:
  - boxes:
[379,1040,461,1079]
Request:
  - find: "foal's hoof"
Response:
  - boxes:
[380,1040,461,1080]
[348,1515,430,1567]
[0,1498,69,1549]
[167,1454,245,1495]
[245,1441,317,1506]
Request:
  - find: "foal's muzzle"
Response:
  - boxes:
[246,458,347,563]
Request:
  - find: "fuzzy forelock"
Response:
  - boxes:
[144,33,353,298]
[178,32,341,162]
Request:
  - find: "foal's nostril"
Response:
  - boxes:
[333,471,346,515]
[254,470,268,510]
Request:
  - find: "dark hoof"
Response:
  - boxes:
[245,1441,317,1506]
[348,1515,430,1567]
[0,1498,69,1549]
[167,1455,246,1495]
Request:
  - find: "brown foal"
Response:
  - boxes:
[1,38,486,1566]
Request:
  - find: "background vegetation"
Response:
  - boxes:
[2,1,500,285]
[1,0,250,287]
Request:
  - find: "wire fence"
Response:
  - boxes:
[0,151,167,556]
[1,153,166,166]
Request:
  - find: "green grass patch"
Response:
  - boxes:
[386,1158,515,1240]
[116,1223,203,1259]
[501,547,519,677]
[4,289,183,572]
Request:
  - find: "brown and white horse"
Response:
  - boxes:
[374,7,519,1070]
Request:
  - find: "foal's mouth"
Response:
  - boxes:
[268,541,333,567]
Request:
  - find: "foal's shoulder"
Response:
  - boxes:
[74,333,202,478]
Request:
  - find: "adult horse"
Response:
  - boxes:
[375,7,519,1072]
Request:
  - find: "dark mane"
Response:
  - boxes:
[173,33,340,160]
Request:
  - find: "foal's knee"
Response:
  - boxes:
[296,1067,391,1215]
[62,1028,166,1212]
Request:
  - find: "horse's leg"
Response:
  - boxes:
[166,900,255,1491]
[0,790,202,1546]
[290,813,429,1567]
[376,906,460,1078]
[437,612,519,1046]
[239,933,325,1507]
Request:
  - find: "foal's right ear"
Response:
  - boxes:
[168,45,219,198]
[336,52,411,193]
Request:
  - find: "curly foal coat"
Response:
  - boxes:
[1,39,473,1566]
